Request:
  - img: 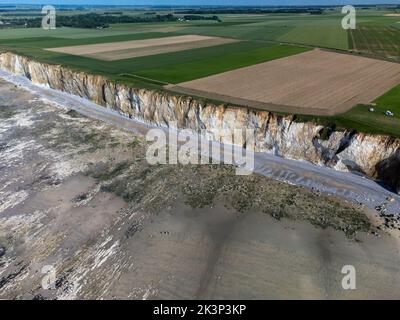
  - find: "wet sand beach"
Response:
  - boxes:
[0,79,400,299]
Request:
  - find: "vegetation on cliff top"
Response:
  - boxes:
[295,88,400,138]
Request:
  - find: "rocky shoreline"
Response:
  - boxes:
[1,80,400,299]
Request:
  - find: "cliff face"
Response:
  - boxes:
[1,52,399,193]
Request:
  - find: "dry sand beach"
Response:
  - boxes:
[1,79,400,299]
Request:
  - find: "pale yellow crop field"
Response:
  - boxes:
[46,35,239,61]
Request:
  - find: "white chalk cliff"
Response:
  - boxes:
[1,52,399,193]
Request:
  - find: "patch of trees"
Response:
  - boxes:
[178,8,323,15]
[3,13,43,17]
[57,13,178,28]
[5,12,221,29]
[182,15,220,21]
[103,11,123,15]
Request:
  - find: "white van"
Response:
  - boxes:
[385,111,394,116]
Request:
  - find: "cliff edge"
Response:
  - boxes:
[1,52,399,193]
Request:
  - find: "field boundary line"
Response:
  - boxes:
[119,73,171,86]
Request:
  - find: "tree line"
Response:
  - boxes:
[3,13,221,29]
[177,8,324,15]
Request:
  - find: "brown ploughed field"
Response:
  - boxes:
[166,49,400,116]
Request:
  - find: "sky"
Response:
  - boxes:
[1,0,399,6]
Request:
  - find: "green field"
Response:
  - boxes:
[0,36,308,85]
[134,44,309,83]
[279,24,348,50]
[349,26,400,61]
[1,7,400,137]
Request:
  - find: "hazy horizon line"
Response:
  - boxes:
[1,1,399,7]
